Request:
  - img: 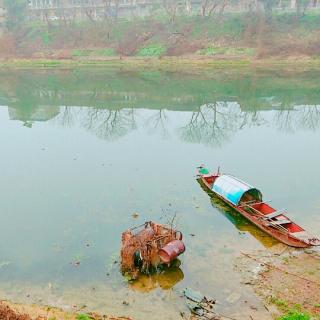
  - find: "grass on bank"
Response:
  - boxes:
[269,297,320,320]
[136,44,166,57]
[1,56,320,71]
[278,310,311,320]
[71,48,116,57]
[76,314,92,320]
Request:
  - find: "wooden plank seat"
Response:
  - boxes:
[268,219,291,226]
[263,210,285,220]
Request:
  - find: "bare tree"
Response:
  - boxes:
[295,0,310,17]
[185,0,192,14]
[258,0,276,23]
[161,0,181,23]
[200,0,221,16]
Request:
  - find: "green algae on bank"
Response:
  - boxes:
[1,56,320,71]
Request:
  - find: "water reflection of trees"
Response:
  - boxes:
[59,106,75,127]
[82,108,138,140]
[45,103,320,144]
[146,109,169,138]
[274,105,320,133]
[179,103,265,147]
[6,102,320,145]
[55,106,138,140]
[3,69,320,145]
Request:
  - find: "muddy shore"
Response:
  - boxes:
[0,300,132,320]
[235,244,320,319]
[3,245,319,320]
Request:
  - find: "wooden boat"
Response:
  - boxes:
[196,167,320,248]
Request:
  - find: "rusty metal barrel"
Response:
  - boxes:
[158,240,185,263]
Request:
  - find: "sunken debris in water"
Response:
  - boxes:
[120,221,185,279]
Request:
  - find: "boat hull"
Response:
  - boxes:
[197,177,311,248]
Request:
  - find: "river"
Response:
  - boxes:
[0,67,319,319]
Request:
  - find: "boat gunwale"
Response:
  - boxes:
[196,173,316,248]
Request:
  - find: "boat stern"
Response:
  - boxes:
[291,231,320,247]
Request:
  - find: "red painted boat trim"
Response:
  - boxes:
[197,171,320,248]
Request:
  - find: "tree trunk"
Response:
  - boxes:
[262,0,273,23]
[217,0,228,18]
[185,0,192,14]
[201,0,208,16]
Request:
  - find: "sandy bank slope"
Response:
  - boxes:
[235,245,320,319]
[0,300,133,320]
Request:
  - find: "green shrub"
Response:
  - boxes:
[72,48,115,57]
[41,32,51,45]
[278,311,310,320]
[76,314,92,320]
[137,44,166,57]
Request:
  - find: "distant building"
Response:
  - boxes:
[27,0,156,20]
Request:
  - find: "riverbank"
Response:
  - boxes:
[2,12,320,62]
[235,245,320,320]
[0,300,132,320]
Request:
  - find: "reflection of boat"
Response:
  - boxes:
[129,264,184,293]
[209,195,279,248]
[197,167,320,248]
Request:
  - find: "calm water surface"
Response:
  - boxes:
[0,68,319,319]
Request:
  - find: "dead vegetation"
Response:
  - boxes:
[0,301,133,320]
[0,302,32,320]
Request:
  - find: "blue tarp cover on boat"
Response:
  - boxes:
[212,175,262,206]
